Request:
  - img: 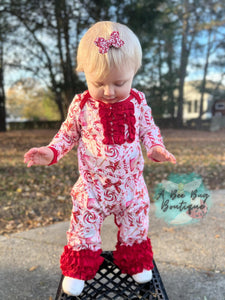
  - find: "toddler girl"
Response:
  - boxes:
[24,21,176,296]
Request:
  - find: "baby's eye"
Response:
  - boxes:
[115,82,125,87]
[94,82,103,87]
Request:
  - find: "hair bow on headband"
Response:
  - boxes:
[94,31,125,54]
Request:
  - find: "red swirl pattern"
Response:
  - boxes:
[48,89,164,278]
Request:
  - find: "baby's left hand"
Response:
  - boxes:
[147,146,176,164]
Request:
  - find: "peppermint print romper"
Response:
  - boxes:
[48,88,165,280]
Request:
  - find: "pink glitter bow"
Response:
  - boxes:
[94,31,125,54]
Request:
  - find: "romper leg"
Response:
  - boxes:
[113,238,154,276]
[60,183,105,280]
[60,246,104,280]
[113,185,154,275]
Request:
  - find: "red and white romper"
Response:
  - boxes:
[48,88,165,280]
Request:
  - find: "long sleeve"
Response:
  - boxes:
[48,94,82,164]
[139,92,165,153]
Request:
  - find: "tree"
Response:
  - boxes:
[2,0,167,122]
[179,0,225,128]
[0,3,7,132]
[7,78,60,121]
[175,0,197,127]
[196,1,225,128]
[3,0,224,131]
[118,0,174,118]
[150,4,179,119]
[0,41,6,132]
[197,29,213,128]
[3,0,86,121]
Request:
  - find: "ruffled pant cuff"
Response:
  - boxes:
[60,246,104,280]
[113,238,154,275]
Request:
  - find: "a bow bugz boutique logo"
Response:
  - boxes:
[154,173,211,225]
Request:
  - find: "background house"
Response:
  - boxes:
[182,82,212,122]
[172,80,225,124]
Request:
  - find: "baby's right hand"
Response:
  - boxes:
[24,147,54,167]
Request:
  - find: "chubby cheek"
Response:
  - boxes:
[117,86,131,100]
[88,86,101,99]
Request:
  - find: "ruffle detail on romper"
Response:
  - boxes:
[60,245,104,280]
[99,96,136,145]
[113,238,154,275]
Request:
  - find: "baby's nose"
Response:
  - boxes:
[104,85,114,96]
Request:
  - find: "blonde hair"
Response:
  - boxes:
[76,21,142,80]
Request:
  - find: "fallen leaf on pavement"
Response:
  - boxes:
[163,227,175,233]
[29,265,38,272]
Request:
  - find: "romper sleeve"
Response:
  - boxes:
[139,92,165,154]
[47,94,82,164]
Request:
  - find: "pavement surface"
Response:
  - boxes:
[0,189,224,300]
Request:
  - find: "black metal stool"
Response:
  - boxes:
[55,251,169,300]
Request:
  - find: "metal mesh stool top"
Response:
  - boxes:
[55,251,169,300]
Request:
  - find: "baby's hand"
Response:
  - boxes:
[147,146,176,164]
[24,147,54,167]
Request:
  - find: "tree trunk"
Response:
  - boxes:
[157,38,164,116]
[197,29,212,129]
[166,38,176,119]
[0,42,6,132]
[177,0,196,128]
[177,2,189,128]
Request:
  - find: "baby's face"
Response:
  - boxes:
[85,65,135,104]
